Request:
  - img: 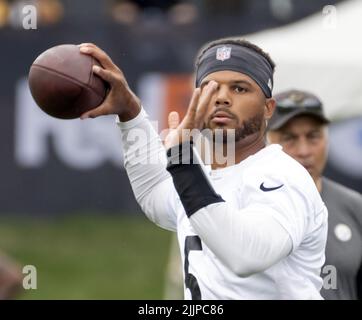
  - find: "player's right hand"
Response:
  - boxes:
[78,43,141,121]
[163,111,181,147]
[164,81,218,149]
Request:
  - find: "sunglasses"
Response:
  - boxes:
[276,96,322,112]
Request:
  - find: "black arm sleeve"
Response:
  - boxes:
[166,142,224,218]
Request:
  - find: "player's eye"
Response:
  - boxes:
[233,85,247,93]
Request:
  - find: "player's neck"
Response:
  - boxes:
[210,133,266,170]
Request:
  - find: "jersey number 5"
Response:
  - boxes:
[184,235,202,300]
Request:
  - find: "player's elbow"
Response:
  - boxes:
[137,197,157,223]
[226,256,269,278]
[230,263,265,278]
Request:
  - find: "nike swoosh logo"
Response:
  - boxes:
[260,182,284,192]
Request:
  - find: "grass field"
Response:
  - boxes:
[0,214,172,299]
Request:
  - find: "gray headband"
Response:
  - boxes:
[195,44,274,98]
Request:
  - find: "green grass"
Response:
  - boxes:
[0,214,172,299]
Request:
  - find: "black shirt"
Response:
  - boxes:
[320,177,362,300]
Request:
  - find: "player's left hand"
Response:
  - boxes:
[164,80,218,149]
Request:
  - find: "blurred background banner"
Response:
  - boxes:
[0,0,361,214]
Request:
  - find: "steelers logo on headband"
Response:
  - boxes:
[196,44,274,98]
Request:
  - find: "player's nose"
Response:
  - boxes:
[215,85,231,107]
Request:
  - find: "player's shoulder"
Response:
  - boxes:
[248,144,315,186]
[250,144,300,168]
[243,144,322,208]
[243,144,327,229]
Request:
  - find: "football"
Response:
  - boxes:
[28,44,108,119]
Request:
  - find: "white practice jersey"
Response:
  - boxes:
[118,109,328,300]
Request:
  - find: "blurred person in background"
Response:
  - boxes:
[0,251,22,299]
[267,89,362,300]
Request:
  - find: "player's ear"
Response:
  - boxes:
[264,98,276,120]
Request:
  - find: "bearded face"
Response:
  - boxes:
[203,107,264,144]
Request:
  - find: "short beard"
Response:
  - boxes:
[208,112,264,144]
[233,113,264,142]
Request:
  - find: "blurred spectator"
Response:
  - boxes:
[36,0,63,25]
[167,1,197,25]
[268,89,362,300]
[110,0,139,25]
[109,0,198,26]
[0,0,10,27]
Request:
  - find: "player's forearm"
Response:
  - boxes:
[117,107,169,196]
[189,204,292,277]
[166,142,292,277]
[117,108,175,227]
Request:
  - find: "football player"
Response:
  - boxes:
[79,38,328,299]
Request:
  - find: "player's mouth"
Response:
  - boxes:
[210,111,235,125]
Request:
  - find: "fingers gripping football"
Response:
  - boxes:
[78,43,141,120]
